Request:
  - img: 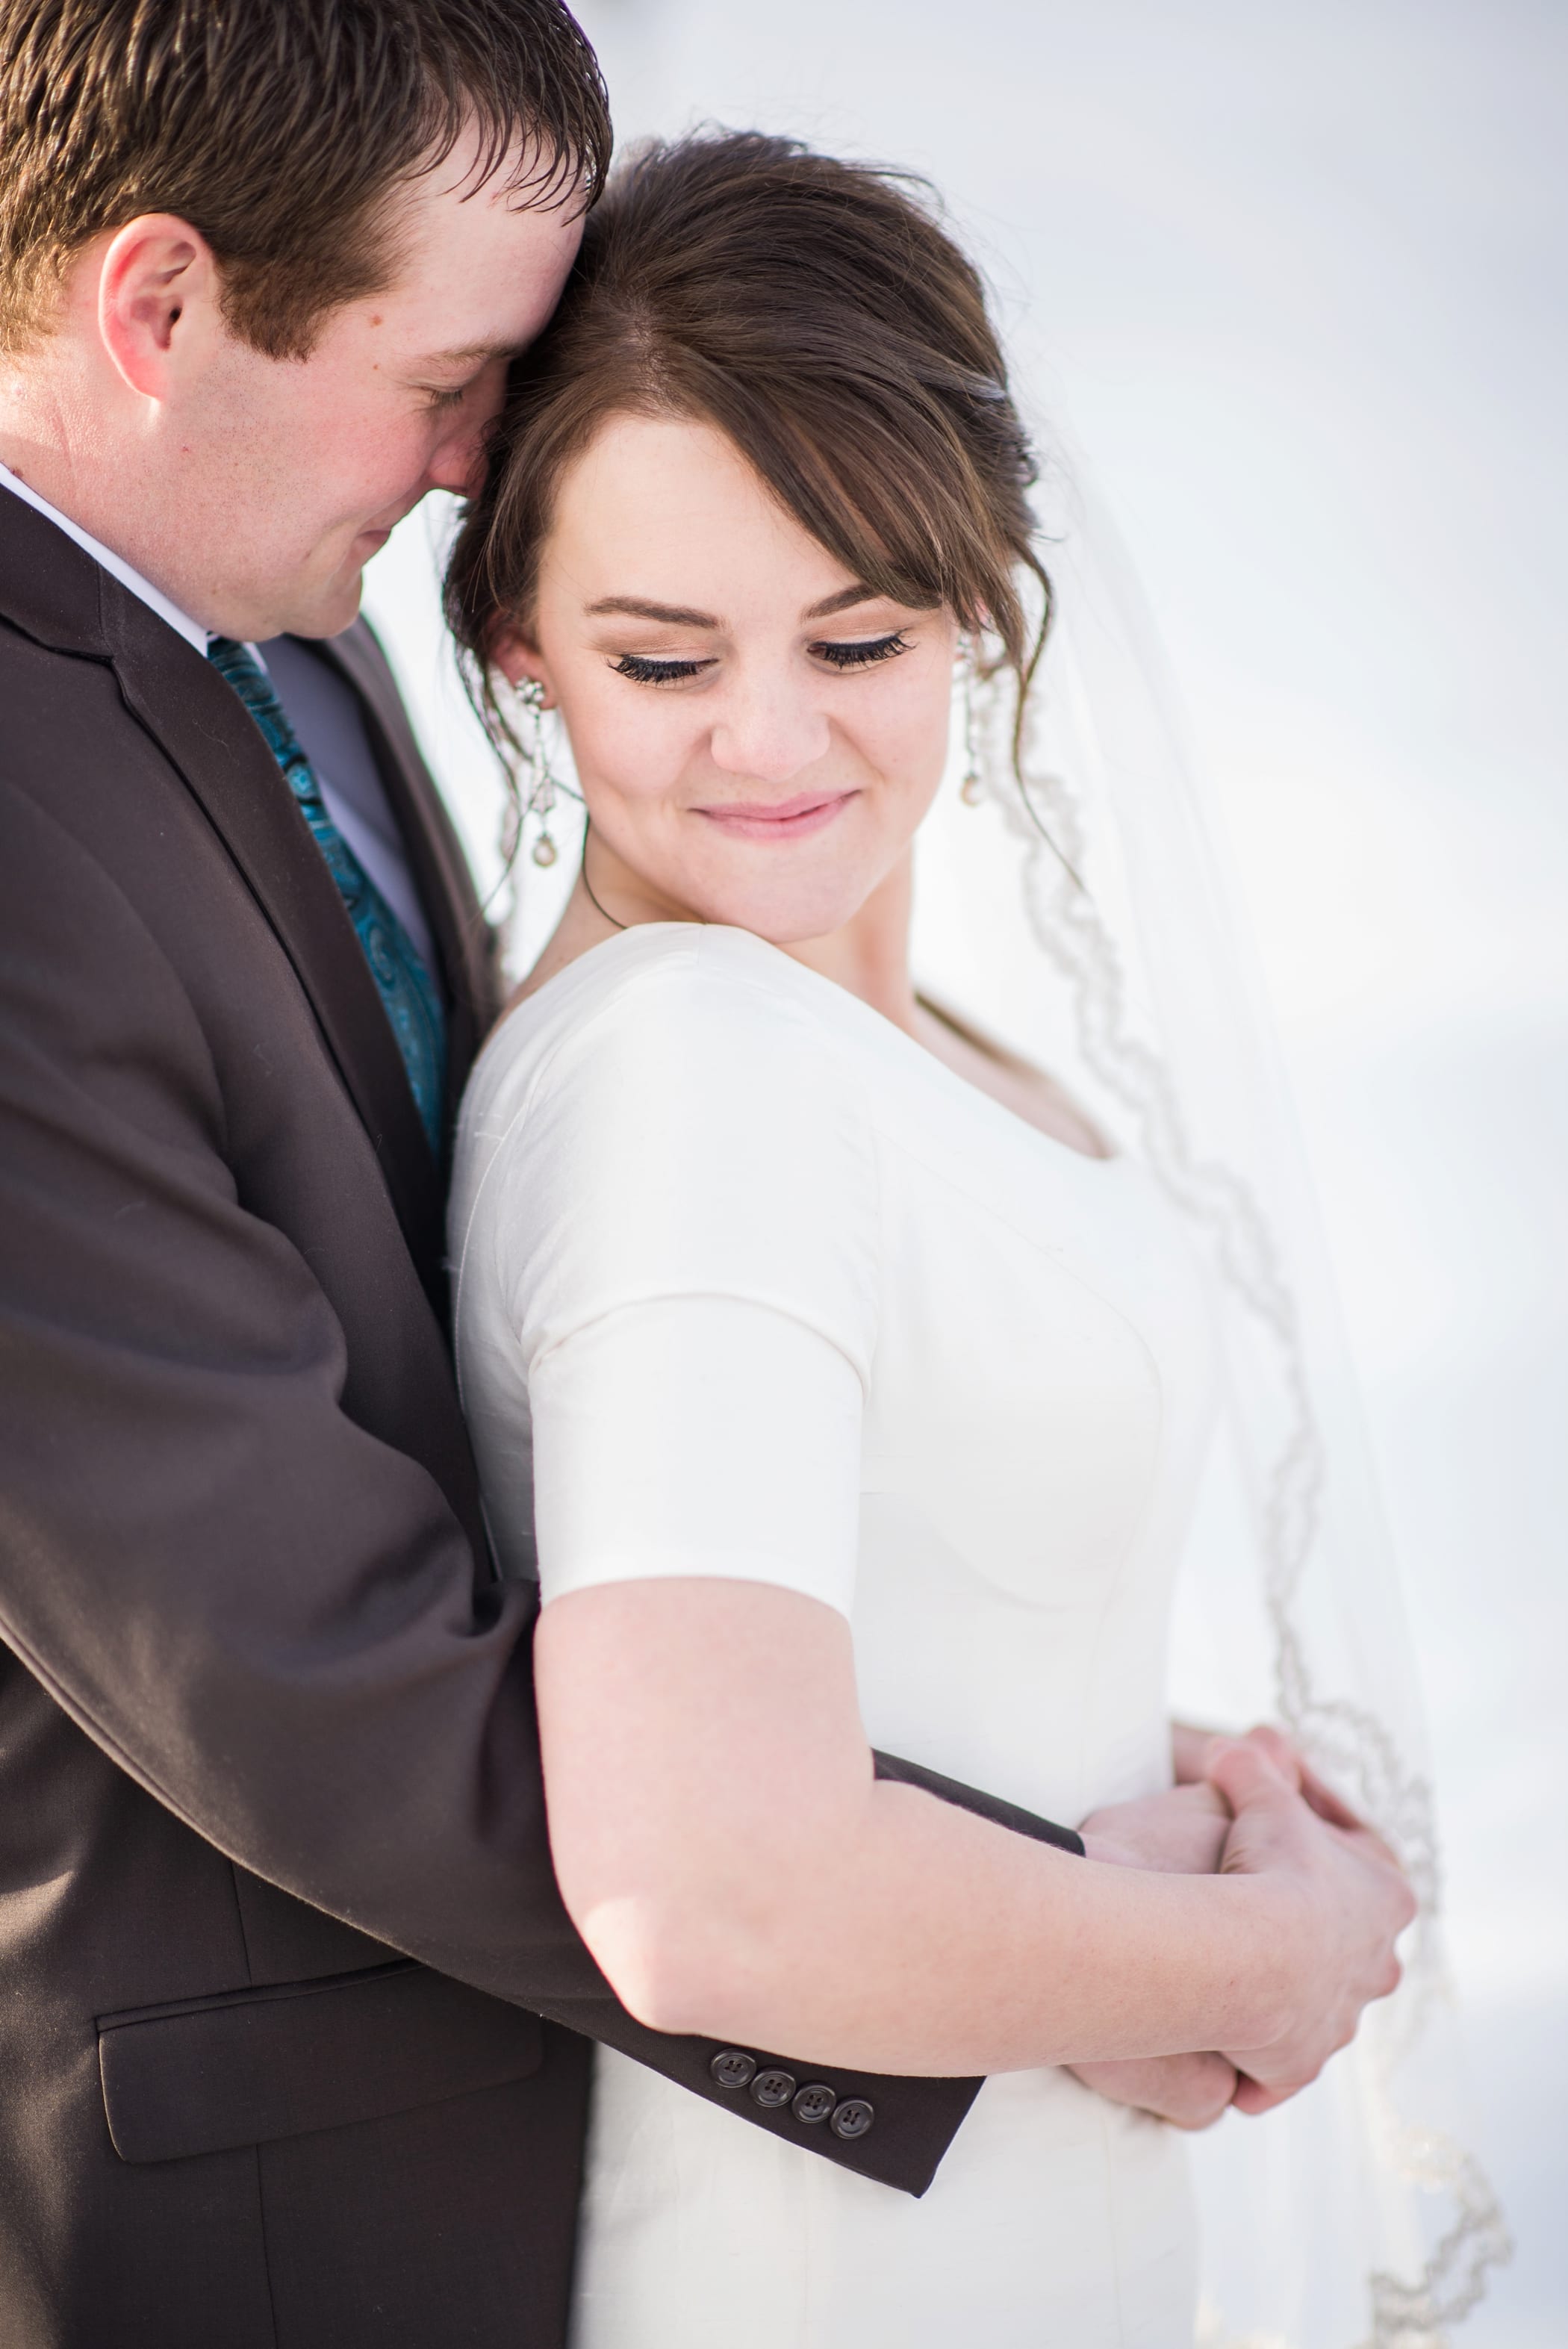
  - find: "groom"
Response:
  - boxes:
[0,6,1404,2345]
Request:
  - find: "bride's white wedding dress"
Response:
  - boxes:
[451,922,1219,2348]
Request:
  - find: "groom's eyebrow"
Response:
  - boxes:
[413,339,520,370]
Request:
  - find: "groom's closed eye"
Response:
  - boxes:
[421,380,481,413]
[409,340,517,411]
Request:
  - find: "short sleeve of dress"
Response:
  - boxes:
[465,936,880,1619]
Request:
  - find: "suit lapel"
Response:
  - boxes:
[0,497,485,1312]
[94,576,448,1301]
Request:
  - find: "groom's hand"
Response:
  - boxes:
[1078,1780,1231,1877]
[1067,2051,1239,2131]
[1208,1737,1415,2114]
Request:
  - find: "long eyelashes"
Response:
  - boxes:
[611,651,712,685]
[611,633,912,688]
[612,652,712,685]
[812,632,911,670]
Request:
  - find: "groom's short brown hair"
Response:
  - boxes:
[0,0,610,359]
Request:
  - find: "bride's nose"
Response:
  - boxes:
[707,675,832,785]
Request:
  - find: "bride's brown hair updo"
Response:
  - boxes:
[446,129,1051,738]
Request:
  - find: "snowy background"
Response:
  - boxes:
[364,4,1567,2338]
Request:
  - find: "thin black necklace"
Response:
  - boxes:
[580,821,706,935]
[579,821,626,932]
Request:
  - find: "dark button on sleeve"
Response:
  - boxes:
[830,2096,875,2141]
[709,2050,757,2091]
[791,2082,837,2126]
[750,2068,797,2109]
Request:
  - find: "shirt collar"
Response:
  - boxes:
[0,460,211,657]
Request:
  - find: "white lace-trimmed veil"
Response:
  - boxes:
[486,450,1508,2349]
[906,460,1510,2347]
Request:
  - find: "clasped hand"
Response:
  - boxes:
[1069,1726,1416,2130]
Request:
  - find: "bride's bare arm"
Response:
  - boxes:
[535,1578,1412,2082]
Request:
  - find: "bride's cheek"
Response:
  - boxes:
[595,700,694,788]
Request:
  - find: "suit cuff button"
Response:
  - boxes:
[750,2068,797,2109]
[709,2050,756,2090]
[791,2082,837,2125]
[830,2097,875,2141]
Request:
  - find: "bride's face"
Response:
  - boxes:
[504,411,959,942]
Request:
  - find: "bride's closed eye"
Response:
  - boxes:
[811,631,911,670]
[611,651,715,685]
[609,632,912,688]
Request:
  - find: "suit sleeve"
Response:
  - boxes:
[0,777,1074,2194]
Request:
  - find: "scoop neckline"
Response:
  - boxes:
[493,921,1124,1174]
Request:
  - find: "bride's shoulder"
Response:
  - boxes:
[464,924,864,1138]
[453,927,878,1270]
[453,927,883,1325]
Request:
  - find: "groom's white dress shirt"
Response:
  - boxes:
[0,461,435,974]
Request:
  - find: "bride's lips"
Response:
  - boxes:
[694,788,857,843]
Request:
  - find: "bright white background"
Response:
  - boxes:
[364,4,1566,2338]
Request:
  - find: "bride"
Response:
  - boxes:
[444,134,1417,2345]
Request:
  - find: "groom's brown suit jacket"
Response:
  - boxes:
[0,499,1081,2349]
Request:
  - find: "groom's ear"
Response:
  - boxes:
[96,214,228,402]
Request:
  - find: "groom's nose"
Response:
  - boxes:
[426,364,511,498]
[428,427,494,501]
[708,676,832,785]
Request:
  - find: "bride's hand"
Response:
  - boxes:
[1207,1738,1416,2113]
[1175,1719,1377,1843]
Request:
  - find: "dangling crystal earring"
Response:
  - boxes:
[519,679,560,867]
[958,636,985,805]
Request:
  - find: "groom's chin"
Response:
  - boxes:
[270,566,368,644]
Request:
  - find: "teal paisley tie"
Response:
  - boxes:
[208,638,447,1156]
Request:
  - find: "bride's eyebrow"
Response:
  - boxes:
[584,595,718,626]
[582,585,886,628]
[804,585,880,620]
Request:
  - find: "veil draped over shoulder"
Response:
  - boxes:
[486,458,1508,2348]
[909,470,1509,2348]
